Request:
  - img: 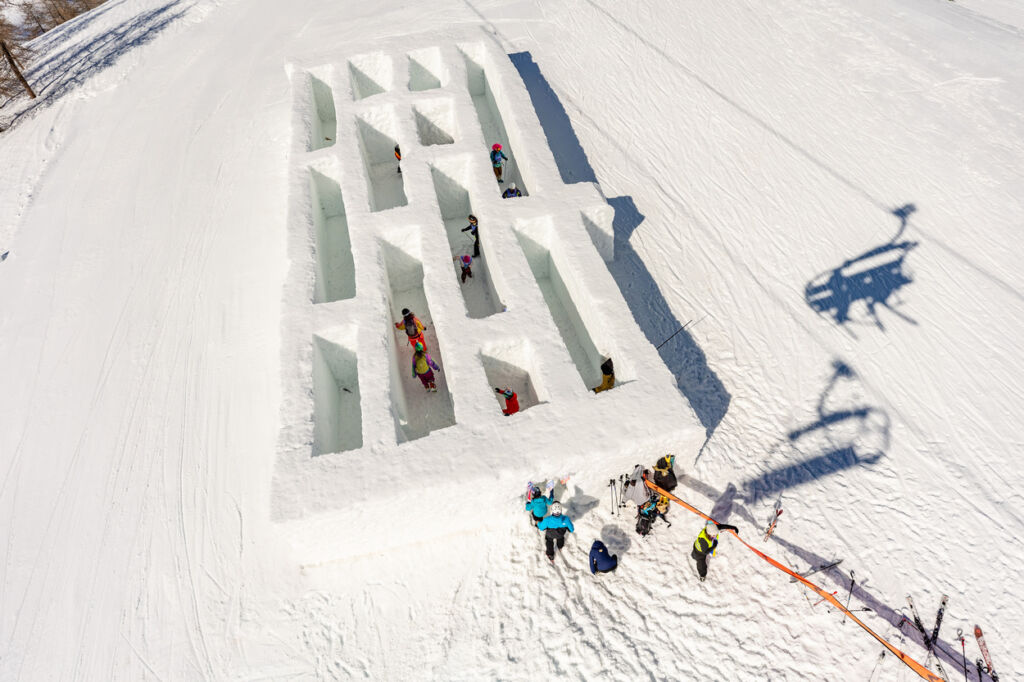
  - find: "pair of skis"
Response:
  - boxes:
[906,594,950,681]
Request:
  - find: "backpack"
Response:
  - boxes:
[653,455,677,492]
[403,316,419,337]
[635,511,653,536]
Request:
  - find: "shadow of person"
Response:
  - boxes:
[600,525,632,556]
[805,205,919,332]
[565,485,600,522]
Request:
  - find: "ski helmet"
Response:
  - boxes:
[705,521,719,536]
[492,143,502,151]
[402,308,411,316]
[468,214,478,223]
[530,484,542,498]
[509,182,517,190]
[415,341,424,352]
[550,502,562,516]
[503,388,514,398]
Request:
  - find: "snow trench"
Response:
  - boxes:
[407,46,446,91]
[348,51,391,100]
[312,329,362,456]
[309,167,355,303]
[480,341,545,415]
[355,106,407,212]
[414,99,456,147]
[308,73,336,152]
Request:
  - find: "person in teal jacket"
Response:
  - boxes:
[525,484,554,527]
[538,502,574,562]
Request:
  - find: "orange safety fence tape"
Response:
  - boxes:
[644,479,943,682]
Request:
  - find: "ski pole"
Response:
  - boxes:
[956,628,966,682]
[608,479,615,514]
[842,570,855,624]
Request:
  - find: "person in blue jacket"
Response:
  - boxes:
[525,484,553,527]
[501,182,522,199]
[537,502,574,562]
[589,540,618,574]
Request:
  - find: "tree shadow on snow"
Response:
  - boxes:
[508,51,731,441]
[1,0,189,132]
[805,204,919,335]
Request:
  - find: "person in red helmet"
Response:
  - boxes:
[496,387,519,416]
[458,254,473,283]
[490,143,508,182]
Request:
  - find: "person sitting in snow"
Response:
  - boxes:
[458,254,473,283]
[592,357,615,393]
[461,214,480,257]
[525,481,555,527]
[501,182,522,199]
[490,143,507,182]
[538,502,574,562]
[692,520,739,582]
[589,540,618,574]
[652,454,677,493]
[411,341,440,392]
[395,308,426,350]
[495,387,519,416]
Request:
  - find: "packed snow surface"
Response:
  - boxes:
[1,0,1022,680]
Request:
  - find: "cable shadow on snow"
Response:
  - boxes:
[805,204,920,334]
[0,0,189,132]
[507,51,731,440]
[741,360,889,506]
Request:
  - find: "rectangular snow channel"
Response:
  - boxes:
[309,167,355,303]
[480,341,545,415]
[355,106,408,212]
[381,239,456,442]
[460,44,529,195]
[429,160,504,318]
[407,47,446,91]
[308,73,336,151]
[349,52,392,100]
[312,330,362,456]
[515,219,605,390]
[414,99,456,146]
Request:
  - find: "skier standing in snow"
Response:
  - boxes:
[458,254,473,283]
[501,182,521,199]
[589,540,618,574]
[592,357,615,393]
[461,214,480,257]
[490,143,507,182]
[395,308,426,350]
[411,341,440,392]
[496,387,519,416]
[525,482,554,527]
[691,520,739,582]
[538,502,574,562]
[394,144,402,174]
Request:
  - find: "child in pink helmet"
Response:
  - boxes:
[490,143,508,182]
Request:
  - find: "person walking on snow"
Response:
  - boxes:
[592,357,615,393]
[458,254,473,283]
[394,144,402,174]
[538,502,574,562]
[490,143,508,182]
[525,482,554,527]
[461,214,480,257]
[495,387,519,416]
[501,182,521,199]
[692,520,739,582]
[411,341,440,392]
[395,308,426,350]
[589,540,618,574]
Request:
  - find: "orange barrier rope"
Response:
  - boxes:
[644,479,943,682]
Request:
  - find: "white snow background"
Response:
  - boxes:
[1,0,1022,680]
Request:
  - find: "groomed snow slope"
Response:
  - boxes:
[1,0,1022,680]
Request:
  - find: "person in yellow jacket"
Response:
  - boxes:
[593,357,615,393]
[411,341,441,392]
[692,520,739,582]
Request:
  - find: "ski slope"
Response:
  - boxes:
[1,0,1022,679]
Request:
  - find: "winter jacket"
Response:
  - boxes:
[459,255,472,269]
[501,187,522,199]
[589,541,618,574]
[538,514,574,534]
[461,224,478,239]
[502,392,520,416]
[395,315,425,338]
[692,523,739,557]
[412,352,440,377]
[525,495,552,519]
[490,149,507,167]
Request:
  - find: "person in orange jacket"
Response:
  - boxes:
[496,387,519,416]
[394,144,402,174]
[395,308,426,350]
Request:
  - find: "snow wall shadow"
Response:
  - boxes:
[407,47,447,91]
[309,167,355,303]
[348,52,391,100]
[312,330,362,456]
[414,99,456,146]
[356,106,408,212]
[381,239,456,442]
[480,341,545,415]
[508,51,729,437]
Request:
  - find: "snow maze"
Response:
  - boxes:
[277,34,704,563]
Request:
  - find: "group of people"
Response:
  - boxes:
[528,455,740,581]
[490,143,522,199]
